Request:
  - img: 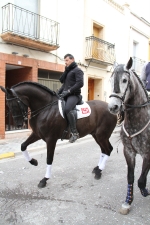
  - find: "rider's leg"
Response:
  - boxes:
[67,110,79,143]
[65,95,80,143]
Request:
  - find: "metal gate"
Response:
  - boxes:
[38,78,62,91]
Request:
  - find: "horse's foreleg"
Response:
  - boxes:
[120,148,136,215]
[21,132,40,166]
[38,138,57,188]
[92,136,113,179]
[138,155,150,197]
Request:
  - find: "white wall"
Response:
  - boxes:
[0,0,150,102]
[39,0,85,62]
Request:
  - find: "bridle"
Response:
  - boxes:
[109,69,150,111]
[109,68,150,140]
[6,88,58,121]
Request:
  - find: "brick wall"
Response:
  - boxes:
[0,52,64,139]
[0,60,5,139]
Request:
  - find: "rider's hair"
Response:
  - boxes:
[64,54,74,60]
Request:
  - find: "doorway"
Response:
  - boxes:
[5,64,31,131]
[88,78,94,100]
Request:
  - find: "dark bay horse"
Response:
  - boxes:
[108,57,150,214]
[1,82,117,188]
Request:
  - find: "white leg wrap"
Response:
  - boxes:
[98,154,109,170]
[98,153,106,167]
[22,150,32,161]
[45,164,52,179]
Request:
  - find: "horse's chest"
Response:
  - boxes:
[121,129,150,155]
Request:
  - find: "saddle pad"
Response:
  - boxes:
[58,100,91,119]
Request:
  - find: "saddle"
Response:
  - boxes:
[58,98,91,120]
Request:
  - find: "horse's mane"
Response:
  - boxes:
[132,70,149,100]
[12,81,56,95]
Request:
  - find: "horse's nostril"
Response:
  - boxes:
[114,105,118,110]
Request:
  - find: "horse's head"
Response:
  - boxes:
[108,57,133,114]
[0,86,28,128]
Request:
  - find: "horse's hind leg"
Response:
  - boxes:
[38,137,57,188]
[92,135,113,179]
[138,155,150,197]
[21,132,40,166]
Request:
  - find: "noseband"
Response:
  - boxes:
[6,89,28,121]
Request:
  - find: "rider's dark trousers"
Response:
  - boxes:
[64,95,80,115]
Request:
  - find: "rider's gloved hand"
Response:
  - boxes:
[61,90,70,98]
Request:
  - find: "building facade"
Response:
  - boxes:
[0,0,150,138]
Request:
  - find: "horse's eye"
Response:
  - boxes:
[122,79,127,83]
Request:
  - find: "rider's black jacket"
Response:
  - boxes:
[58,66,84,96]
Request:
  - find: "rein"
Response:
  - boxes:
[28,100,58,119]
[7,88,58,120]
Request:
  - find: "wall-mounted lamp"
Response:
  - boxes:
[12,52,18,55]
[23,54,29,58]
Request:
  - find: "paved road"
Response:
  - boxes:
[0,131,150,225]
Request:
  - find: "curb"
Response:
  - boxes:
[0,152,15,159]
[0,135,93,160]
[0,129,121,160]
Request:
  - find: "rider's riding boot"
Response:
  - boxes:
[67,110,79,143]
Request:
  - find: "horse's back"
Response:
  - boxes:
[88,99,115,115]
[77,100,117,137]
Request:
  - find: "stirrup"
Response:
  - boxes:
[69,133,79,143]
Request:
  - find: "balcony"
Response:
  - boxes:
[1,3,60,52]
[132,57,145,75]
[85,36,115,66]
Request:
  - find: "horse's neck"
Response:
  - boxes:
[15,85,54,110]
[124,77,149,130]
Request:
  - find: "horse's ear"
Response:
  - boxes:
[6,88,13,95]
[126,57,133,70]
[0,86,7,94]
[113,61,118,69]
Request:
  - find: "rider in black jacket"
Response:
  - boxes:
[58,54,84,143]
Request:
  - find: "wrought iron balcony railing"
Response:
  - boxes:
[1,3,60,51]
[132,57,145,75]
[85,36,115,65]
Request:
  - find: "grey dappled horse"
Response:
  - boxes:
[0,82,117,188]
[108,57,150,214]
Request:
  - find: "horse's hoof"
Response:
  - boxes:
[29,158,38,166]
[140,188,150,197]
[119,202,130,215]
[94,172,102,180]
[38,178,47,188]
[92,166,99,173]
[92,166,102,179]
[119,208,130,215]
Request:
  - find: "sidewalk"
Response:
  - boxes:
[0,126,121,159]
